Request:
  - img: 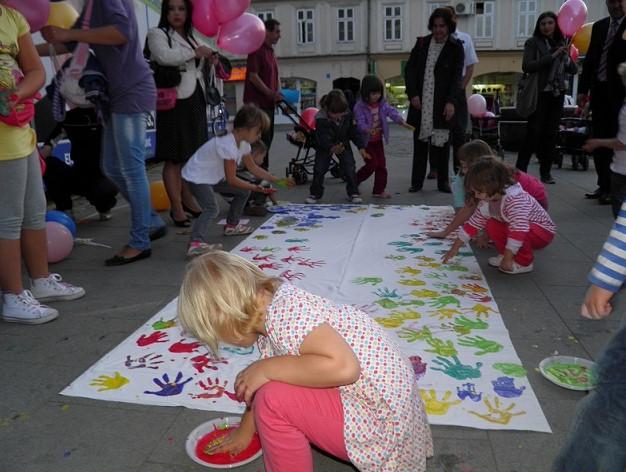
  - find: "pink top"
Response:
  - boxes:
[460,183,556,253]
[258,283,433,471]
[515,170,548,209]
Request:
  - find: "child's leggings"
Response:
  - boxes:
[356,139,387,194]
[253,381,350,472]
[486,219,554,266]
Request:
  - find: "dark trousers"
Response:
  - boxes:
[260,106,275,170]
[591,85,616,193]
[611,172,626,218]
[356,139,387,194]
[447,93,469,173]
[412,133,450,190]
[309,149,358,199]
[516,92,564,179]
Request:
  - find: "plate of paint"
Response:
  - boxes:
[539,356,597,391]
[185,416,262,469]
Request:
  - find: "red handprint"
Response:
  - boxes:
[281,255,297,264]
[280,270,304,281]
[296,258,325,268]
[191,377,238,401]
[190,354,229,373]
[287,246,309,253]
[258,262,283,270]
[252,253,274,262]
[137,331,168,347]
[169,339,202,353]
[467,293,493,303]
[239,246,258,253]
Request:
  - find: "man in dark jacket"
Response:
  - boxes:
[578,0,626,204]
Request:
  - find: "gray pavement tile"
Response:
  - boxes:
[0,402,179,472]
[426,438,498,472]
[531,259,592,287]
[431,424,488,440]
[497,298,573,340]
[560,232,612,260]
[488,399,581,472]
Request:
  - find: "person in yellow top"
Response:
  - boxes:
[0,3,84,325]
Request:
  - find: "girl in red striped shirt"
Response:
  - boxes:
[443,158,556,274]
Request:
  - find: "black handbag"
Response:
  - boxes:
[144,28,182,89]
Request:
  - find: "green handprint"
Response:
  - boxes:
[448,316,489,335]
[398,326,433,343]
[261,246,280,252]
[425,337,458,357]
[444,264,469,272]
[253,235,269,240]
[352,277,383,286]
[395,266,422,276]
[398,299,425,307]
[457,335,503,356]
[429,308,463,320]
[398,247,424,254]
[433,282,458,292]
[428,296,461,309]
[397,278,426,287]
[410,289,439,298]
[493,363,528,378]
[375,298,400,309]
[424,272,446,280]
[151,317,176,330]
[431,356,483,380]
[385,254,406,260]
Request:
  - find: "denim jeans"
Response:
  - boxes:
[101,112,164,250]
[186,180,250,243]
[552,321,626,472]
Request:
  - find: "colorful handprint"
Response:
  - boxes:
[431,356,483,380]
[419,389,461,415]
[457,335,503,356]
[456,383,483,402]
[467,397,526,425]
[190,377,238,401]
[492,377,526,398]
[90,372,129,392]
[144,372,192,396]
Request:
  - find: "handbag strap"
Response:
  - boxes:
[67,0,94,79]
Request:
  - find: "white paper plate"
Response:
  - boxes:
[539,355,597,391]
[185,416,263,469]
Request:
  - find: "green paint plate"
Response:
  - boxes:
[539,356,597,391]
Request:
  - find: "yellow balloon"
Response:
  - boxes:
[572,22,593,56]
[150,181,171,211]
[47,2,79,29]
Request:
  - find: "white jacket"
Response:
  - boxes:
[147,27,205,100]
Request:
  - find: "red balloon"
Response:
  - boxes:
[300,107,319,130]
[192,0,219,37]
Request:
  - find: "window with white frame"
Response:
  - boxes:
[256,11,273,22]
[428,2,446,14]
[337,7,355,42]
[297,9,315,44]
[516,0,536,37]
[384,5,402,41]
[475,1,494,38]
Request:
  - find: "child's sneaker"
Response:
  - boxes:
[487,255,504,267]
[373,192,392,199]
[350,195,363,204]
[305,196,318,204]
[30,274,86,302]
[187,241,222,257]
[499,261,534,275]
[224,223,254,236]
[2,291,59,325]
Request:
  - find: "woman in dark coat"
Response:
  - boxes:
[515,11,578,184]
[404,7,464,193]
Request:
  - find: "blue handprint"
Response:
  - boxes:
[431,356,483,380]
[222,345,255,355]
[492,377,526,398]
[456,383,483,402]
[144,372,192,396]
[373,287,400,298]
[424,241,444,246]
[388,241,412,247]
[398,247,424,254]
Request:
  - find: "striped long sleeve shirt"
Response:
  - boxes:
[589,202,626,293]
[459,183,556,253]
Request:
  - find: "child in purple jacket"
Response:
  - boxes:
[354,75,413,198]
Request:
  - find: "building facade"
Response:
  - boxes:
[224,0,605,121]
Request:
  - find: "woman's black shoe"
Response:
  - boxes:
[182,203,202,218]
[170,211,191,227]
[408,186,422,193]
[540,176,556,184]
[105,249,152,266]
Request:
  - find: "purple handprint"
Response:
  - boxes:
[144,372,192,396]
[456,383,483,402]
[492,376,526,398]
[408,355,428,381]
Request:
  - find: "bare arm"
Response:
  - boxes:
[14,33,45,102]
[36,42,68,57]
[428,205,475,238]
[583,138,626,152]
[224,160,264,192]
[248,72,281,102]
[242,154,276,182]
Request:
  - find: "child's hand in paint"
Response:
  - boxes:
[442,238,463,264]
[234,360,270,405]
[205,425,255,456]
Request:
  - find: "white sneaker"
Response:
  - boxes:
[30,274,86,302]
[350,195,363,204]
[2,291,59,325]
[488,255,504,267]
[499,261,534,274]
[305,196,318,204]
[187,241,222,258]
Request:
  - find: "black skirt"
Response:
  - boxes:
[155,82,208,164]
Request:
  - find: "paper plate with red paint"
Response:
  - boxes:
[185,416,263,469]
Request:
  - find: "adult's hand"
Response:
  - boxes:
[411,96,421,111]
[195,45,214,59]
[41,26,72,44]
[444,102,455,121]
[273,91,283,103]
[552,46,568,58]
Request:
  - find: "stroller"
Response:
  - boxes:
[555,117,591,171]
[279,100,343,185]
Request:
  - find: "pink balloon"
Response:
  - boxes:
[558,0,588,37]
[217,13,266,56]
[192,0,219,37]
[5,0,50,33]
[483,111,496,118]
[214,0,251,25]
[467,94,487,117]
[46,222,74,263]
[569,44,579,62]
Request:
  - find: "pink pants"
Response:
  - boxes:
[486,219,554,266]
[253,381,350,472]
[356,139,387,194]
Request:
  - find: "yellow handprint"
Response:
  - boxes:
[419,389,461,415]
[465,304,497,318]
[467,396,526,425]
[397,278,426,287]
[429,308,463,320]
[396,266,422,276]
[374,309,422,328]
[90,372,130,392]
